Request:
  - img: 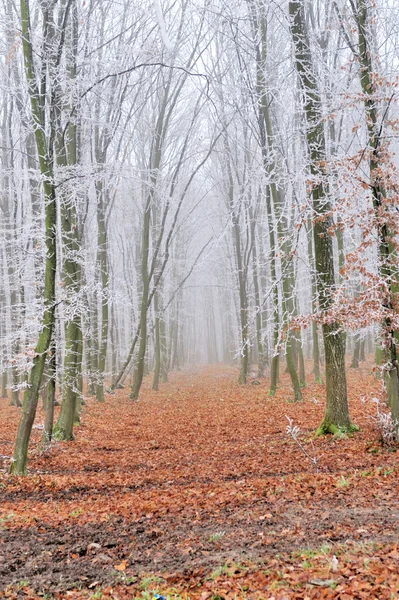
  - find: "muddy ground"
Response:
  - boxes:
[1,363,399,598]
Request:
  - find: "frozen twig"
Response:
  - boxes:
[286,416,320,472]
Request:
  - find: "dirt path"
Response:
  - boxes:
[1,363,399,598]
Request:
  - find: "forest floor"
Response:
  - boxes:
[1,361,399,599]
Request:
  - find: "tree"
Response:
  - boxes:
[289,0,353,433]
[53,0,84,441]
[329,0,399,425]
[11,0,62,474]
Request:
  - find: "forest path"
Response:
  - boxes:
[1,362,399,598]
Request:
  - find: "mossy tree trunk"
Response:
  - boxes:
[53,1,83,440]
[281,261,303,402]
[289,0,351,432]
[307,217,322,383]
[11,0,59,475]
[42,344,56,445]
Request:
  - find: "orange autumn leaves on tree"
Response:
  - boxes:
[292,101,399,337]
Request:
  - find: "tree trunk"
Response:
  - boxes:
[55,318,80,440]
[95,180,109,403]
[152,290,161,391]
[359,338,366,362]
[42,345,56,445]
[53,1,83,438]
[160,310,168,383]
[131,200,151,400]
[307,218,321,383]
[10,0,59,474]
[350,333,360,369]
[289,0,352,433]
[250,214,266,378]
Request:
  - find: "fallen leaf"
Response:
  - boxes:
[114,560,128,571]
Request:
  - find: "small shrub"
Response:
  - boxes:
[336,475,350,488]
[371,398,399,446]
[286,417,320,472]
[208,530,225,543]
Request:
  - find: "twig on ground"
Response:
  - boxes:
[286,416,320,472]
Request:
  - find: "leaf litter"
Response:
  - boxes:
[1,361,399,598]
